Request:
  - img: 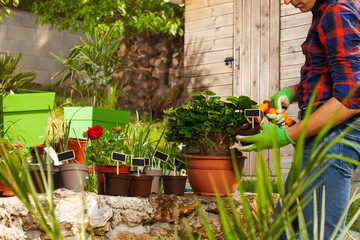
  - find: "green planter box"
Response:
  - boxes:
[0,89,55,146]
[64,107,131,139]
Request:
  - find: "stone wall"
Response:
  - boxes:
[0,9,85,85]
[115,33,184,117]
[0,189,274,240]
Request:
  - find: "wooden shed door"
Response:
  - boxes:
[233,0,280,176]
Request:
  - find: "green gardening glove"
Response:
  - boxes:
[266,87,294,125]
[270,87,294,114]
[235,123,295,152]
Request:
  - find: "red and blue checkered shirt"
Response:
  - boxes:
[297,0,360,109]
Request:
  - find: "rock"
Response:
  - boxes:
[108,224,150,239]
[93,222,111,236]
[106,196,154,227]
[0,189,279,239]
[114,231,152,240]
[88,197,113,228]
[152,195,179,222]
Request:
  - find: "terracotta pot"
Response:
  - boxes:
[59,163,88,191]
[162,175,187,196]
[0,144,23,197]
[144,169,163,194]
[104,173,130,196]
[95,165,130,194]
[36,144,44,155]
[0,168,15,197]
[0,182,14,197]
[66,138,87,163]
[128,175,154,197]
[30,144,45,163]
[235,124,261,146]
[184,154,246,196]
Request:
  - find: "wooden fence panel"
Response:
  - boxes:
[184,0,234,94]
[233,0,280,176]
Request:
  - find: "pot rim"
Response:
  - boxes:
[184,154,245,160]
[161,175,187,179]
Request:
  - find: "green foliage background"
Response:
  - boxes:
[30,0,184,36]
[0,0,19,21]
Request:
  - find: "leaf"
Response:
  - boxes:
[2,7,11,18]
[203,90,216,96]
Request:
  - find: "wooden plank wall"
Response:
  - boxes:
[184,0,234,97]
[233,0,280,176]
[280,3,311,175]
[184,0,281,176]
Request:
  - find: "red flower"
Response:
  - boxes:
[87,125,103,140]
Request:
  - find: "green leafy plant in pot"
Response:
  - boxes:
[164,90,258,196]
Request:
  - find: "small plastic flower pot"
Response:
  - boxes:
[104,173,130,196]
[128,175,154,197]
[59,163,88,191]
[162,175,187,196]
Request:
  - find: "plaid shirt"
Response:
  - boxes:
[297,0,360,110]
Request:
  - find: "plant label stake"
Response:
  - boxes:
[111,152,126,175]
[131,158,145,177]
[173,157,180,176]
[245,109,262,128]
[44,147,62,166]
[57,150,75,163]
[153,150,169,170]
[144,158,150,166]
[141,158,150,173]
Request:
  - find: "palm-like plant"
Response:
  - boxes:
[0,52,36,96]
[51,25,128,108]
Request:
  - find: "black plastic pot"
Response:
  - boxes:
[162,175,187,196]
[128,175,154,197]
[104,173,130,196]
[29,164,63,193]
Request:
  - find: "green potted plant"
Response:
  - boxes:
[122,118,161,197]
[0,52,55,146]
[122,118,167,195]
[51,25,130,139]
[84,125,131,195]
[137,121,166,195]
[164,90,258,196]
